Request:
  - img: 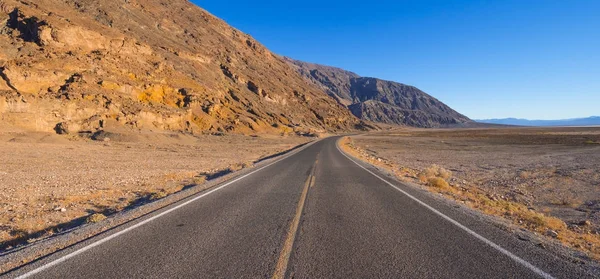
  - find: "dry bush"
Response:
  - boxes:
[418,165,452,184]
[426,165,452,179]
[545,216,568,231]
[521,211,567,233]
[559,197,583,208]
[228,163,244,172]
[438,168,452,180]
[193,175,207,184]
[227,162,254,172]
[549,195,583,208]
[149,191,167,200]
[428,177,449,189]
[86,213,107,224]
[418,166,436,181]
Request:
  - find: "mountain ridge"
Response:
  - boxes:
[285,58,472,128]
[477,116,600,127]
[0,0,471,136]
[0,0,363,136]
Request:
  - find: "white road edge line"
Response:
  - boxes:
[336,140,555,279]
[14,140,318,279]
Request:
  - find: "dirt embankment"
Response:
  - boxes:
[0,130,311,251]
[342,127,600,261]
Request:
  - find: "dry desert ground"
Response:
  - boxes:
[345,126,600,260]
[0,130,311,251]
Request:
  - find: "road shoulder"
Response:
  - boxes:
[0,139,318,276]
[337,136,600,278]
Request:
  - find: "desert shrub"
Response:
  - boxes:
[530,215,546,228]
[418,165,452,184]
[420,165,452,179]
[519,210,566,231]
[420,165,437,178]
[550,195,582,208]
[560,197,582,207]
[438,167,452,180]
[228,163,244,172]
[428,177,449,189]
[545,216,568,231]
[86,213,107,223]
[149,191,167,200]
[193,175,207,184]
[481,197,494,207]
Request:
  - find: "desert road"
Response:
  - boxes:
[5,137,592,278]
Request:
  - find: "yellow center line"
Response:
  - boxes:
[310,159,318,188]
[272,158,318,279]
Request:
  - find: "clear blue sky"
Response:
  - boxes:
[194,0,599,120]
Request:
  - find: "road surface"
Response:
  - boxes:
[5,137,592,278]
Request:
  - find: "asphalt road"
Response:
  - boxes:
[5,137,594,278]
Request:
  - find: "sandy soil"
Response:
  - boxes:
[0,131,310,250]
[348,127,600,259]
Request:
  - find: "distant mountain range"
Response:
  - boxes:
[476,116,600,127]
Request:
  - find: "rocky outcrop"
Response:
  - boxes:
[286,58,472,128]
[349,100,467,128]
[285,59,359,106]
[0,0,360,136]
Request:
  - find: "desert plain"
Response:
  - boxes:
[0,127,310,251]
[345,126,600,260]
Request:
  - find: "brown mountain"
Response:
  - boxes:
[286,59,472,128]
[0,0,362,136]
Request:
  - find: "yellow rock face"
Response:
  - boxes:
[41,25,110,51]
[2,66,70,95]
[0,0,360,135]
[136,84,184,108]
[100,80,121,90]
[0,78,11,91]
[0,96,6,113]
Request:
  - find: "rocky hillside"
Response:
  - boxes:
[0,0,363,136]
[286,59,471,127]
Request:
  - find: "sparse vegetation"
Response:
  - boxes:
[340,129,600,261]
[192,175,207,184]
[427,177,450,189]
[0,133,310,252]
[86,213,107,223]
[550,195,583,208]
[418,164,452,184]
[149,191,168,200]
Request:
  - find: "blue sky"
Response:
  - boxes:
[194,0,599,120]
